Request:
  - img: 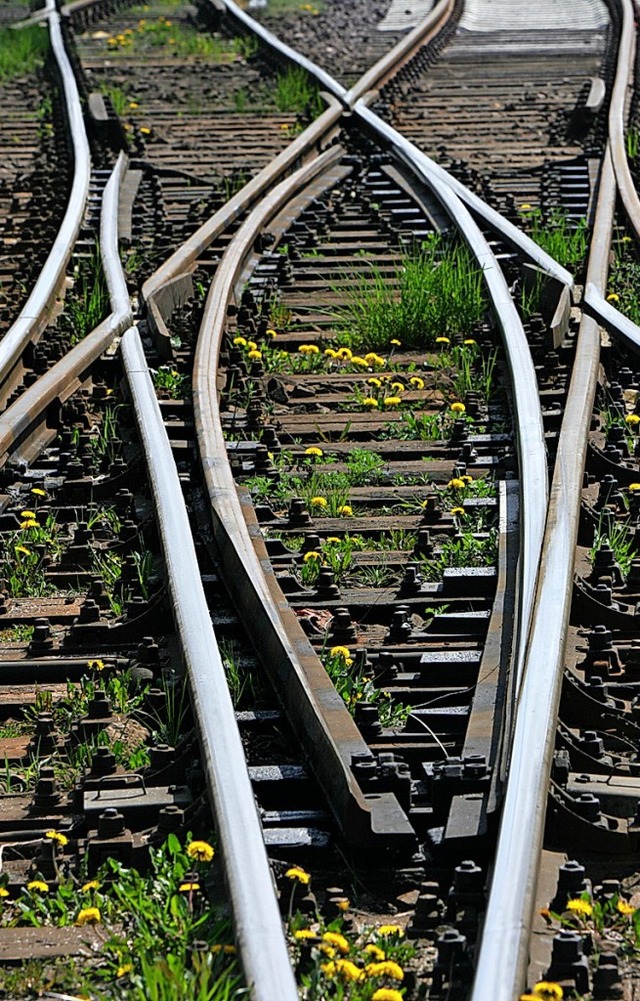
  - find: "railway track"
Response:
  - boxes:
[1,0,640,998]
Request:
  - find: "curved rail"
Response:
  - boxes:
[122,330,299,1001]
[193,145,415,844]
[0,153,130,463]
[470,150,615,1001]
[0,0,91,386]
[608,0,639,235]
[354,103,549,699]
[102,155,300,1001]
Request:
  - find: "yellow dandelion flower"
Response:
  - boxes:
[179,882,200,892]
[629,483,640,492]
[117,964,133,977]
[129,101,139,109]
[233,336,247,347]
[617,899,635,915]
[299,344,320,354]
[365,944,386,960]
[294,929,317,940]
[76,907,101,926]
[325,537,341,544]
[285,866,311,885]
[303,551,322,562]
[365,961,404,981]
[187,840,215,863]
[20,519,38,529]
[279,122,290,130]
[20,510,36,519]
[321,961,337,977]
[337,347,353,360]
[531,984,563,1001]
[520,203,532,210]
[324,348,338,358]
[305,446,324,457]
[88,659,105,671]
[336,959,363,981]
[409,377,424,389]
[363,397,379,408]
[462,474,474,483]
[27,881,49,893]
[310,496,328,509]
[383,396,401,407]
[566,898,592,917]
[82,880,100,892]
[352,356,369,368]
[140,127,152,135]
[45,831,68,847]
[391,382,404,392]
[321,945,337,958]
[625,413,640,424]
[367,378,382,387]
[266,328,277,337]
[376,925,404,937]
[372,991,404,1001]
[247,341,258,350]
[337,898,350,911]
[464,338,477,345]
[451,401,466,413]
[337,505,352,516]
[435,336,450,344]
[330,646,352,662]
[322,932,349,954]
[247,350,262,361]
[389,339,401,347]
[607,292,620,302]
[0,888,9,898]
[448,478,466,490]
[15,545,31,556]
[31,488,46,496]
[451,507,465,516]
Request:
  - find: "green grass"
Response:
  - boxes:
[274,65,323,115]
[333,233,487,350]
[98,83,135,116]
[0,25,49,81]
[520,207,588,272]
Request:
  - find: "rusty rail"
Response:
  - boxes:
[0,0,91,388]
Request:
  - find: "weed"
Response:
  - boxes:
[627,126,639,160]
[232,34,258,59]
[153,365,190,399]
[451,343,499,402]
[64,249,109,344]
[0,25,48,81]
[345,449,385,485]
[419,530,497,581]
[98,83,135,116]
[519,206,588,272]
[332,233,487,349]
[274,66,322,115]
[590,513,634,579]
[321,646,410,729]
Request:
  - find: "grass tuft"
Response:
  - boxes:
[333,233,487,349]
[0,25,49,81]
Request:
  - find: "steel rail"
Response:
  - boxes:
[0,153,131,463]
[608,0,639,236]
[121,330,299,1001]
[470,144,616,1001]
[205,0,574,288]
[0,0,91,386]
[193,145,415,844]
[353,102,548,700]
[141,98,345,318]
